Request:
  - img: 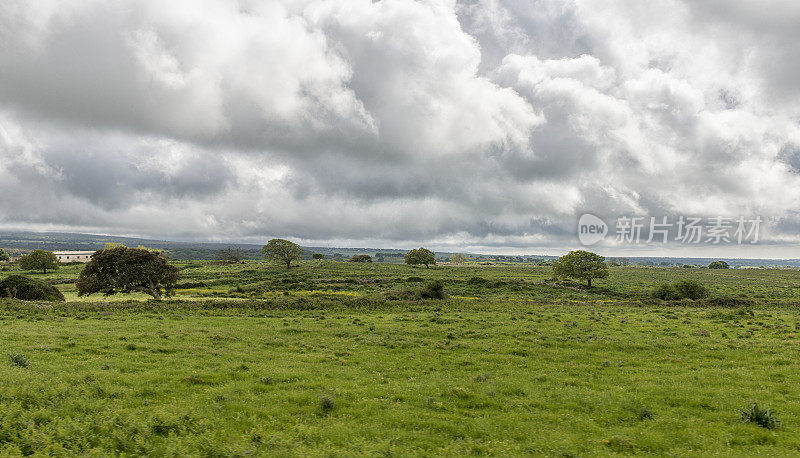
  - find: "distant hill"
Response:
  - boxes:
[2,231,799,267]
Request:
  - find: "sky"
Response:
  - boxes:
[1,0,800,257]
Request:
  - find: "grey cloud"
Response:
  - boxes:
[1,0,800,255]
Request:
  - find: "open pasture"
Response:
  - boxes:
[2,262,800,455]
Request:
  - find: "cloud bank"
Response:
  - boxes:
[1,0,799,255]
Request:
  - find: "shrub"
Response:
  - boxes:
[652,283,681,301]
[740,402,780,429]
[467,276,488,285]
[652,280,709,300]
[9,354,28,368]
[673,280,709,300]
[320,396,335,413]
[405,276,424,282]
[0,275,65,302]
[348,254,372,263]
[419,280,445,299]
[708,260,730,269]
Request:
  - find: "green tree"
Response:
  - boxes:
[312,253,325,260]
[76,246,179,300]
[405,248,436,268]
[19,250,59,274]
[708,260,730,269]
[552,250,608,287]
[262,239,302,269]
[450,253,466,264]
[0,248,9,262]
[349,254,372,262]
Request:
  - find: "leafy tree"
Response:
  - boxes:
[552,250,608,287]
[19,250,59,274]
[76,246,179,300]
[349,254,372,263]
[450,253,467,264]
[374,252,385,262]
[262,239,302,269]
[312,253,325,260]
[708,260,730,269]
[405,248,436,268]
[216,247,244,264]
[0,249,9,262]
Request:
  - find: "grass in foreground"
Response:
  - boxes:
[2,301,799,456]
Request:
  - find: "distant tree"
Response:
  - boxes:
[19,250,59,274]
[708,260,730,269]
[374,252,385,262]
[450,253,467,264]
[312,253,325,260]
[349,254,372,263]
[332,253,344,261]
[216,247,244,264]
[0,248,9,262]
[405,248,436,268]
[76,246,179,300]
[552,250,608,287]
[262,239,302,269]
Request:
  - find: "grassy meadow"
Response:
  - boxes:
[2,260,800,455]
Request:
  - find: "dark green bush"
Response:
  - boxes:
[419,281,445,299]
[0,275,65,302]
[740,402,780,429]
[673,280,709,300]
[467,276,488,285]
[653,280,709,301]
[652,284,681,300]
[406,276,424,282]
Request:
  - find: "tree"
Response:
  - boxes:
[374,252,385,262]
[216,247,244,263]
[0,248,9,262]
[708,260,730,269]
[262,239,302,269]
[552,250,608,287]
[450,253,467,264]
[405,248,436,268]
[76,246,179,300]
[312,253,325,260]
[349,254,372,262]
[19,250,59,274]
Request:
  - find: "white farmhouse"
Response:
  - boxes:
[54,251,95,263]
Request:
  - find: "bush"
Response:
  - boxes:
[348,254,372,263]
[708,260,730,269]
[652,280,709,301]
[652,284,681,301]
[673,280,709,300]
[467,276,488,285]
[405,276,424,282]
[740,402,780,429]
[419,280,445,299]
[0,275,65,302]
[9,354,29,368]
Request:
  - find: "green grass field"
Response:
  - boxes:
[2,261,800,455]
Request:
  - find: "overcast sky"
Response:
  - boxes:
[2,0,800,257]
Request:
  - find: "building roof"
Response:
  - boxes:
[53,251,96,255]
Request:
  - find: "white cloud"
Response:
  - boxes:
[1,0,800,255]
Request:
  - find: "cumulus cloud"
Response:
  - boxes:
[1,0,799,255]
